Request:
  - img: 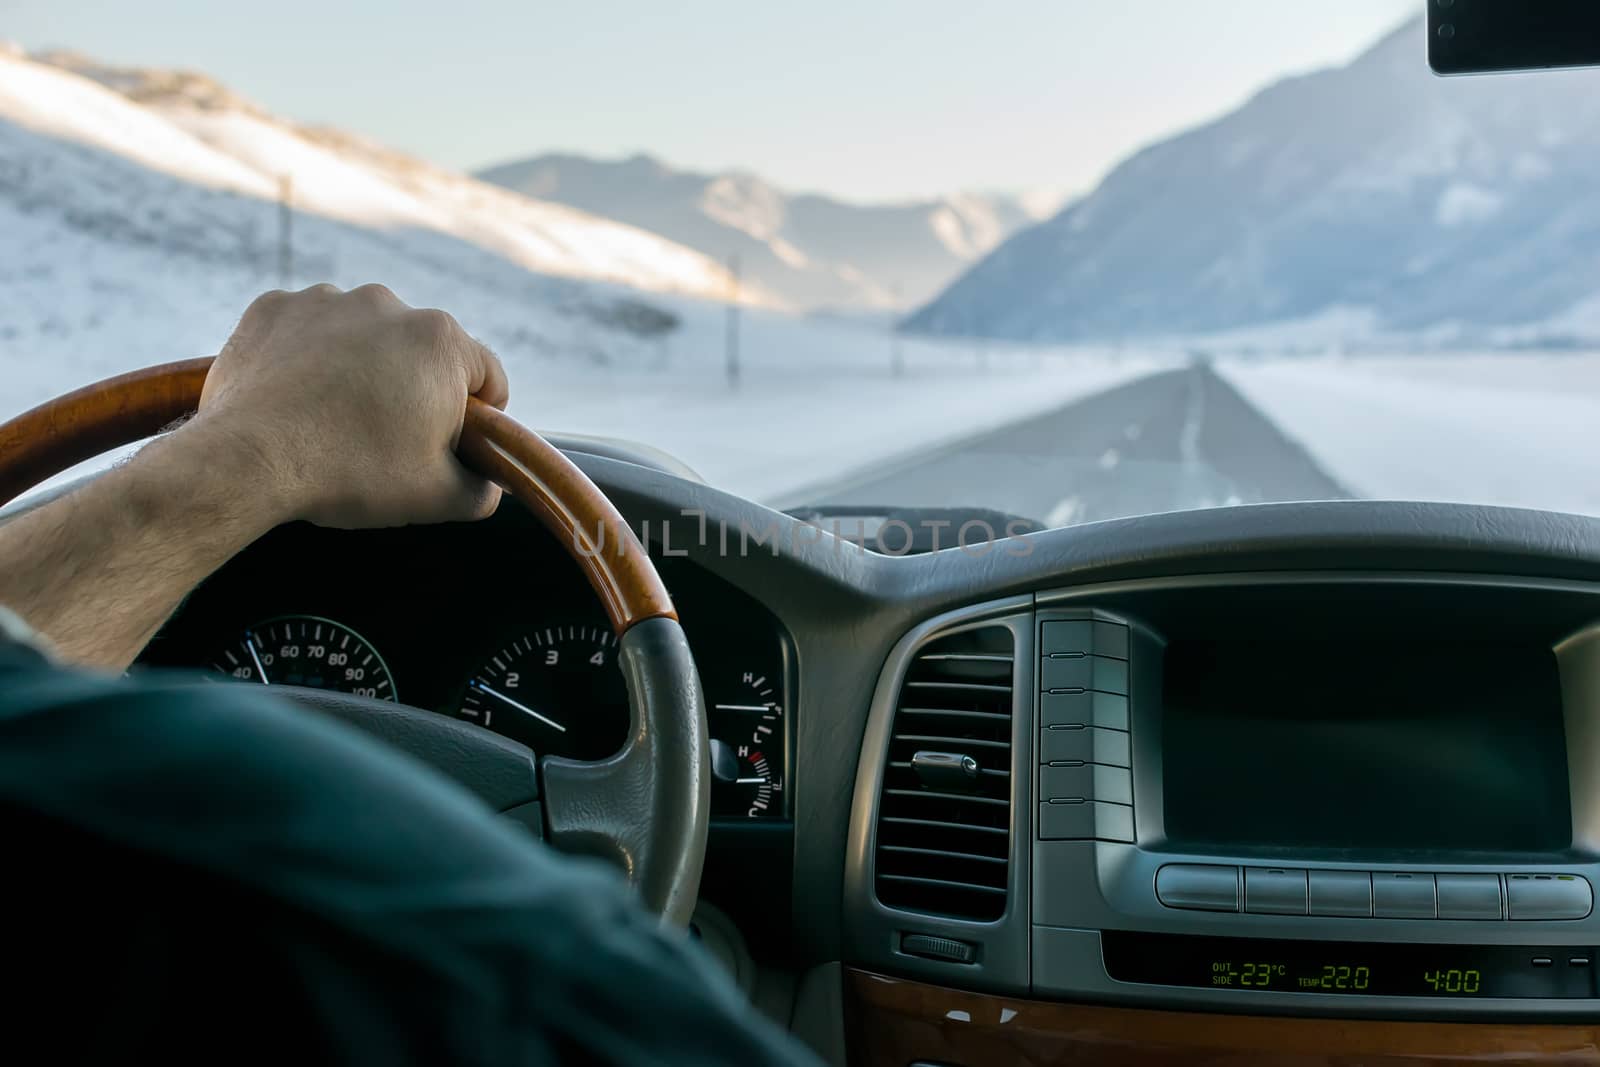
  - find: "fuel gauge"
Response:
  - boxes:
[707,670,785,818]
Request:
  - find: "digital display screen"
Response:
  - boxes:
[1161,641,1570,852]
[1104,933,1597,999]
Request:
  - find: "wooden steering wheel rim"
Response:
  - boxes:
[0,358,709,924]
[0,357,676,634]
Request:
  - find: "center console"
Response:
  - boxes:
[845,572,1600,1020]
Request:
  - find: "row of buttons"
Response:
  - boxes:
[1156,864,1594,921]
[1038,619,1133,845]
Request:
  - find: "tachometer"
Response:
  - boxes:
[457,623,628,760]
[211,615,396,700]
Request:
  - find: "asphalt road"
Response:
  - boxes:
[803,362,1351,527]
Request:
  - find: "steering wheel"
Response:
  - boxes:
[0,358,709,925]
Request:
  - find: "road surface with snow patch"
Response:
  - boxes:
[790,362,1351,526]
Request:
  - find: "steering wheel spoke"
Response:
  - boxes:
[540,617,708,924]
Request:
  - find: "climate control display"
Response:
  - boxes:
[1104,933,1597,999]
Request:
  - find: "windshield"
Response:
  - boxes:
[4,3,1597,529]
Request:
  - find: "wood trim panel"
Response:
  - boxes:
[844,968,1600,1066]
[0,358,674,632]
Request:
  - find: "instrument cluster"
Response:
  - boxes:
[139,516,792,820]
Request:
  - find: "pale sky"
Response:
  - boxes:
[6,0,1418,203]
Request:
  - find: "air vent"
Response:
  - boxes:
[874,625,1015,921]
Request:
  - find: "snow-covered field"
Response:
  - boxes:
[1218,353,1600,519]
[1,275,1165,505]
[511,310,1166,502]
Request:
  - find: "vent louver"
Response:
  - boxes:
[874,625,1015,921]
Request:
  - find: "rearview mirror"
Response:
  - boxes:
[1429,0,1600,75]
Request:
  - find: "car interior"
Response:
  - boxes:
[5,4,1600,1066]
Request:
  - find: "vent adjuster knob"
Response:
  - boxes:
[911,750,981,791]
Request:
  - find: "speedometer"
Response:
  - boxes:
[211,615,396,700]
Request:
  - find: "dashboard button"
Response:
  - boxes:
[1506,874,1593,920]
[1308,870,1371,917]
[1041,654,1128,695]
[1094,622,1130,660]
[1436,873,1503,920]
[1038,725,1129,767]
[1039,690,1128,731]
[1040,621,1091,655]
[1245,868,1308,915]
[1040,620,1128,660]
[1373,872,1436,918]
[1038,800,1133,842]
[1039,763,1132,805]
[1156,864,1239,912]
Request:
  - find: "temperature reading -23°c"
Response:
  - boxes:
[1212,961,1286,988]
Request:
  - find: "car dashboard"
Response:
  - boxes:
[138,516,794,821]
[116,436,1600,1065]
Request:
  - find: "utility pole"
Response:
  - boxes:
[971,306,988,372]
[725,253,741,390]
[889,282,904,378]
[277,174,294,289]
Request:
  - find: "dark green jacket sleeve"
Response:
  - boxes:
[0,640,820,1066]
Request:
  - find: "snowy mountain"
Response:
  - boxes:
[0,47,782,416]
[476,152,1054,312]
[13,50,744,302]
[907,18,1600,346]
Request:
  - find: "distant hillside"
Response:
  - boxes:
[26,50,743,302]
[0,46,724,416]
[477,152,1054,312]
[907,18,1600,346]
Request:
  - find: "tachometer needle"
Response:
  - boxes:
[244,631,270,685]
[471,681,567,733]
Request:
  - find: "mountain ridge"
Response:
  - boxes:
[908,18,1600,346]
[0,45,740,404]
[477,151,1057,312]
[19,50,750,303]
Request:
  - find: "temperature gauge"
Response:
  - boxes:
[707,670,785,819]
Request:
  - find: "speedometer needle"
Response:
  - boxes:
[244,631,270,685]
[471,681,567,733]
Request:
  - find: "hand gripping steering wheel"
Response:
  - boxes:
[0,358,709,924]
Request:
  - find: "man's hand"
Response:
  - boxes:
[0,284,510,667]
[199,284,509,528]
